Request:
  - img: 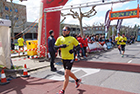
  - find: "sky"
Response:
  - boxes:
[7,0,140,27]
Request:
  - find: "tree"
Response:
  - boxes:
[61,6,97,37]
[0,0,26,40]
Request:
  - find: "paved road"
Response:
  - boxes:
[30,42,140,94]
[87,42,140,64]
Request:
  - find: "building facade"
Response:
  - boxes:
[0,0,27,42]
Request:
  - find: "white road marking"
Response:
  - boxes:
[128,60,132,63]
[72,67,100,78]
[49,67,100,81]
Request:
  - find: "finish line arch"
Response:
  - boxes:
[37,0,135,56]
[105,3,140,38]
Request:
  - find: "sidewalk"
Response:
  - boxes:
[0,77,136,94]
[1,44,139,94]
[11,56,51,72]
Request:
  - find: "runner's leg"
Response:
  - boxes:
[62,69,70,91]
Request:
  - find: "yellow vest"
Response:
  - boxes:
[120,37,127,45]
[17,38,24,46]
[55,36,79,60]
[115,36,122,45]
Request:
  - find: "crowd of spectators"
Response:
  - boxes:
[70,33,136,60]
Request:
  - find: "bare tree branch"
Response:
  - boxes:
[82,6,97,17]
[61,6,97,36]
[60,16,66,23]
[61,12,78,19]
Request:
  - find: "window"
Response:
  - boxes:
[10,8,12,12]
[15,9,18,12]
[25,33,32,39]
[14,17,18,20]
[34,33,37,39]
[6,15,9,20]
[5,6,9,11]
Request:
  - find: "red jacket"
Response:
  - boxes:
[83,38,88,47]
[77,36,84,48]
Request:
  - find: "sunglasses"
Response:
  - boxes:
[63,29,68,31]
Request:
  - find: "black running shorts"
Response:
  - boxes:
[121,45,125,51]
[62,59,74,70]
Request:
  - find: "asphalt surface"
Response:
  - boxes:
[30,42,140,94]
[1,42,140,94]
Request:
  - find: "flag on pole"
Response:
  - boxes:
[116,19,123,33]
[104,10,111,39]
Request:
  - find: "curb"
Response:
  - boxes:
[11,54,28,58]
[27,65,50,72]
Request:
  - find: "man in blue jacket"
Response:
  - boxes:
[48,30,57,71]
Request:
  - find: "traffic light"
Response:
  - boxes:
[102,0,104,3]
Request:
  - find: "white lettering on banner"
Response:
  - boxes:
[0,19,11,26]
[0,21,4,24]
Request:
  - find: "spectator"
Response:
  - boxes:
[11,38,15,50]
[83,35,89,56]
[77,34,86,59]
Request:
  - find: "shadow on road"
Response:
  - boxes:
[73,60,140,73]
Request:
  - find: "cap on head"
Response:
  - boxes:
[49,30,53,35]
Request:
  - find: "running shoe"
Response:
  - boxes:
[58,90,65,94]
[75,79,82,88]
[122,55,124,57]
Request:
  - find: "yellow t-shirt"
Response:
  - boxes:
[120,37,127,45]
[17,38,24,46]
[115,36,122,45]
[55,36,79,60]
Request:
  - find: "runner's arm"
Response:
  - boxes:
[54,44,67,50]
[69,44,81,54]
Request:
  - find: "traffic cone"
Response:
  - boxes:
[75,55,78,61]
[22,64,30,77]
[0,69,10,85]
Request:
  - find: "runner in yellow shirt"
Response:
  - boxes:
[120,33,127,57]
[54,26,81,94]
[115,33,122,54]
[17,36,25,57]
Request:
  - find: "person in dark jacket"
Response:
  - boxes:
[11,38,15,50]
[48,30,57,72]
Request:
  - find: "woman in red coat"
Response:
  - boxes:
[77,35,86,58]
[83,35,89,56]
